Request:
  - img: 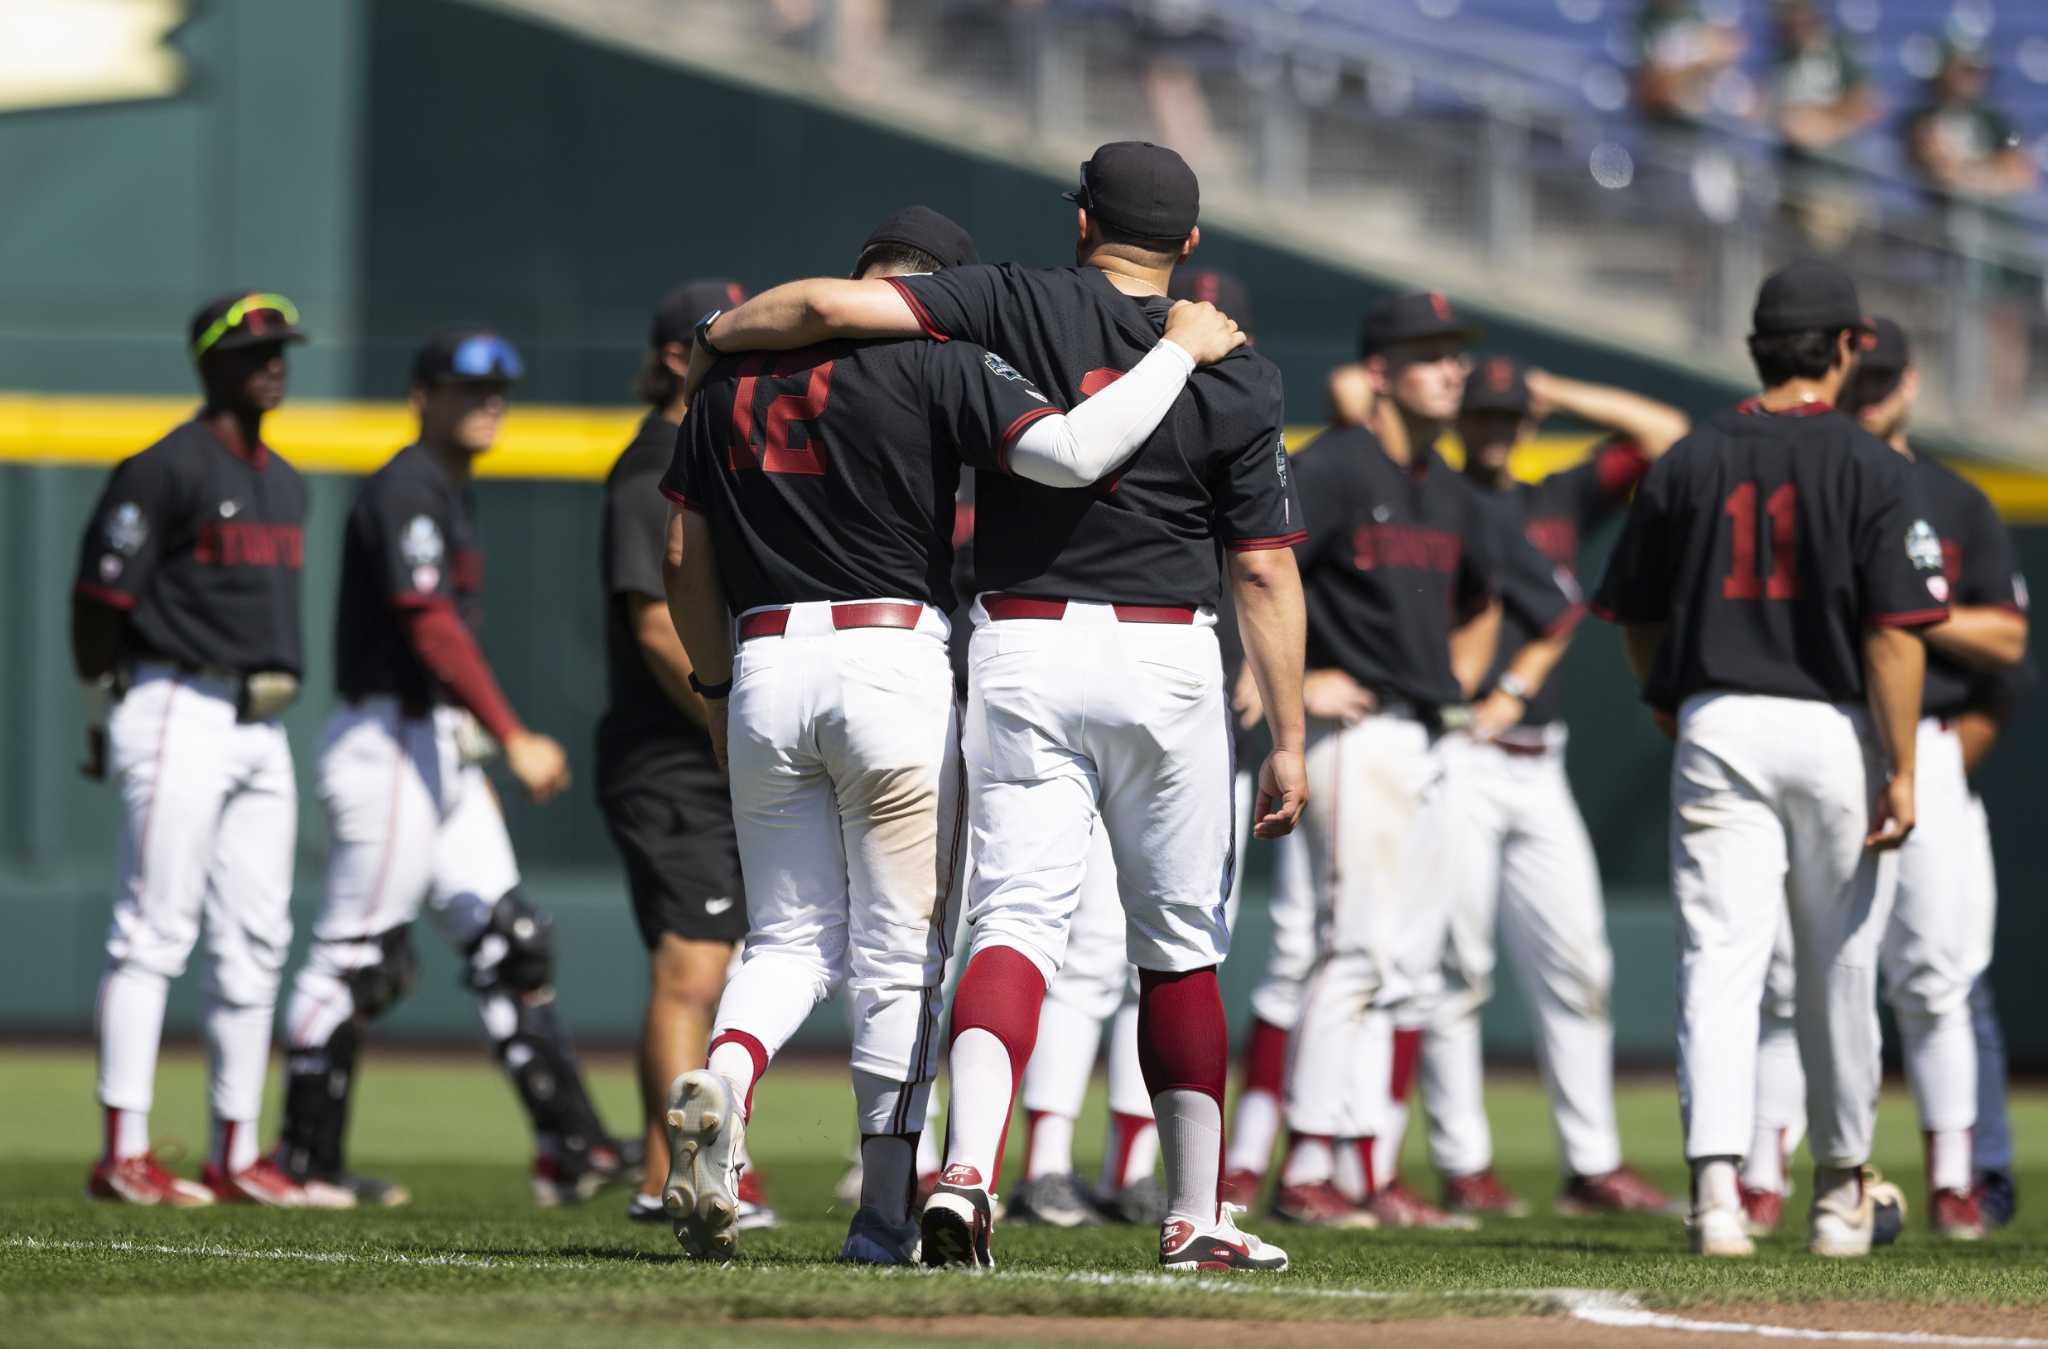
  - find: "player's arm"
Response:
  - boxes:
[607,466,709,727]
[1954,699,2010,778]
[70,457,176,779]
[1449,598,1502,700]
[1231,545,1308,837]
[701,279,919,354]
[662,506,734,771]
[1925,493,2029,671]
[1525,369,1690,461]
[1923,604,2028,671]
[1862,625,1925,850]
[626,596,709,729]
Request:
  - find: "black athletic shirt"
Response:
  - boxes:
[1907,450,2026,718]
[886,263,1301,607]
[335,444,487,707]
[663,337,1058,613]
[73,417,307,675]
[598,413,719,770]
[1593,402,1948,712]
[1473,437,1647,726]
[1291,425,1573,709]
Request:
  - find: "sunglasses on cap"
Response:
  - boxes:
[191,292,300,361]
[446,333,524,382]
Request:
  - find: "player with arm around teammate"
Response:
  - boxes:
[1421,358,1687,1219]
[1593,261,1947,1259]
[272,329,637,1208]
[77,292,318,1207]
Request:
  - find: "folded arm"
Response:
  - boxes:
[1007,340,1195,488]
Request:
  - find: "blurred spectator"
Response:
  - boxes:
[1139,0,1219,169]
[1632,0,1745,125]
[771,0,889,95]
[1906,41,2039,200]
[1769,0,1879,157]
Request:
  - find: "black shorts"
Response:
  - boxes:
[597,752,747,948]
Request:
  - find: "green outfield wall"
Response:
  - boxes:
[2,0,2040,1064]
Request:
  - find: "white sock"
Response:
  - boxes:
[1105,999,1151,1118]
[941,1028,1014,1190]
[1105,1114,1160,1190]
[1928,1129,1972,1193]
[211,1117,259,1172]
[1155,1088,1222,1223]
[105,1107,150,1162]
[916,1085,944,1176]
[206,998,275,1128]
[1025,1111,1074,1180]
[1226,1089,1280,1175]
[1814,1164,1862,1210]
[96,964,169,1133]
[706,1041,761,1119]
[1694,1157,1740,1212]
[1376,1096,1410,1189]
[1741,1121,1787,1195]
[1333,1136,1368,1203]
[860,1133,917,1223]
[1280,1134,1333,1186]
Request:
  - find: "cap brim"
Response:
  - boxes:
[1366,323,1480,355]
[1061,188,1085,205]
[206,327,308,354]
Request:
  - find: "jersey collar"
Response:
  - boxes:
[198,416,270,469]
[1737,396,1834,418]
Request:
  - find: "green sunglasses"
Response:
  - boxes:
[191,292,301,361]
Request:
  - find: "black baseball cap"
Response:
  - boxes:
[1168,269,1252,330]
[854,206,977,274]
[188,290,307,363]
[1063,141,1200,240]
[1359,291,1479,357]
[1857,315,1911,372]
[652,279,750,349]
[1461,354,1531,415]
[1751,259,1871,336]
[411,326,524,386]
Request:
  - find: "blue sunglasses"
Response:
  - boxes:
[449,333,524,381]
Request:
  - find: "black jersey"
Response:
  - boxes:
[886,263,1301,608]
[335,444,487,708]
[1472,437,1645,726]
[73,418,307,676]
[1593,402,1948,712]
[663,337,1059,613]
[598,413,717,767]
[1291,426,1573,709]
[1908,450,2027,718]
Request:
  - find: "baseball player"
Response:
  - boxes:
[272,328,636,1208]
[1421,358,1687,1219]
[695,141,1310,1273]
[599,277,779,1229]
[1274,292,1577,1232]
[1593,260,1946,1258]
[1736,318,2026,1241]
[1960,670,2023,1229]
[75,291,316,1207]
[660,204,1246,1264]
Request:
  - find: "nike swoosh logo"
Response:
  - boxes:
[704,897,735,916]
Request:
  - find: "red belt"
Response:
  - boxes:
[738,601,924,641]
[983,594,1196,625]
[1491,738,1548,758]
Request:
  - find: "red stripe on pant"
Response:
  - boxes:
[706,1029,770,1119]
[947,946,1047,1182]
[1137,966,1228,1220]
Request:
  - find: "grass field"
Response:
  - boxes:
[4,1046,2045,1347]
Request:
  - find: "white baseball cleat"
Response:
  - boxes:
[662,1070,747,1261]
[1687,1202,1756,1257]
[1810,1166,1897,1258]
[1160,1203,1290,1272]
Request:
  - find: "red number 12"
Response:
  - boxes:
[1722,481,1798,600]
[730,354,835,476]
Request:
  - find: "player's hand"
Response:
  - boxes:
[1163,300,1246,366]
[1303,669,1377,726]
[1232,662,1264,730]
[1865,772,1915,852]
[1469,689,1526,742]
[1253,749,1307,838]
[1522,368,1558,422]
[706,697,731,775]
[79,727,107,782]
[682,338,718,403]
[505,730,571,804]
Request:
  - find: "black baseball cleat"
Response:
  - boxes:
[1977,1170,2017,1230]
[921,1166,997,1270]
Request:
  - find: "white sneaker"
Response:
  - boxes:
[1687,1203,1756,1257]
[1160,1203,1290,1272]
[662,1070,747,1261]
[1809,1166,1881,1259]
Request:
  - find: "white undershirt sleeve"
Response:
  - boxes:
[1005,339,1197,488]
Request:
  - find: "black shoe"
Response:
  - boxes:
[1977,1170,2018,1230]
[1006,1172,1102,1227]
[1097,1175,1168,1225]
[533,1139,639,1208]
[327,1169,412,1208]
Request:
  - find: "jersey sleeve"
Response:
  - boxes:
[367,476,459,611]
[1858,452,1949,628]
[1954,484,2025,613]
[1496,528,1583,637]
[882,264,1010,346]
[921,342,1060,473]
[74,451,181,610]
[1215,426,1307,552]
[607,463,673,604]
[660,395,716,515]
[1590,453,1678,624]
[1288,437,1351,573]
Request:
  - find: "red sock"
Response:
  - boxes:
[1137,967,1228,1219]
[947,946,1047,1182]
[1390,1027,1422,1105]
[1106,1111,1152,1189]
[1356,1137,1378,1200]
[706,1029,769,1118]
[1239,1017,1291,1098]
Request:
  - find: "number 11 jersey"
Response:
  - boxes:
[1592,401,1948,712]
[662,337,1059,613]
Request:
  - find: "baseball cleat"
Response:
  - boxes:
[270,1151,404,1209]
[1872,1175,1907,1248]
[1976,1170,2017,1230]
[86,1153,215,1208]
[625,1191,665,1223]
[1809,1166,1897,1258]
[662,1070,747,1261]
[533,1136,640,1208]
[1371,1181,1480,1231]
[1160,1203,1289,1273]
[1688,1203,1756,1257]
[1218,1167,1265,1210]
[1443,1168,1529,1218]
[736,1168,778,1231]
[1097,1176,1168,1226]
[202,1155,312,1207]
[1556,1165,1677,1217]
[1740,1185,1784,1237]
[1270,1180,1378,1229]
[1931,1186,1985,1241]
[1007,1172,1102,1227]
[840,1204,922,1265]
[920,1166,997,1269]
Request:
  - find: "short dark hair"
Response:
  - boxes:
[1747,327,1851,387]
[635,349,681,409]
[1092,217,1190,266]
[853,242,945,279]
[1841,365,1905,415]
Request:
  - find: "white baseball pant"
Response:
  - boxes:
[1672,693,1898,1168]
[1247,816,1316,1030]
[285,700,521,1051]
[96,665,296,1129]
[710,601,964,1136]
[1423,727,1623,1180]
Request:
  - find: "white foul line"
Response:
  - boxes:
[8,1236,2046,1347]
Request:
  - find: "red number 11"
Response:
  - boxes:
[1723,481,1799,600]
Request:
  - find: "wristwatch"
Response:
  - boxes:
[688,671,732,700]
[693,310,726,358]
[1496,672,1533,702]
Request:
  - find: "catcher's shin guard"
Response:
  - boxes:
[277,1020,360,1179]
[465,891,608,1155]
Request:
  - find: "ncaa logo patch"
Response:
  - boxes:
[1273,434,1289,486]
[982,351,1025,382]
[400,514,445,568]
[1904,520,1942,572]
[105,502,147,556]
